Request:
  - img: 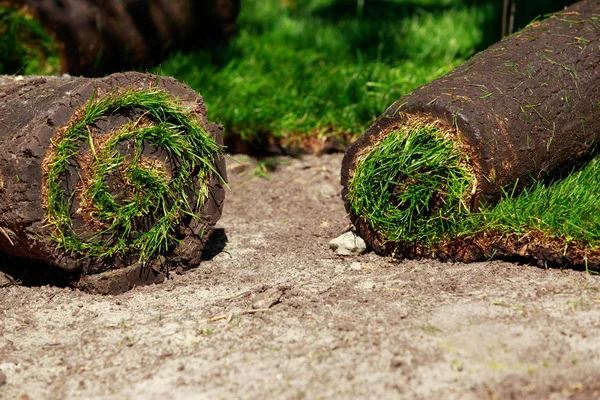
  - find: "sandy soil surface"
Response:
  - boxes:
[1,153,600,399]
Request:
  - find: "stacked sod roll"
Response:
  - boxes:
[341,0,600,267]
[0,0,239,76]
[0,72,226,275]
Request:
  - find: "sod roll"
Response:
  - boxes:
[341,0,600,266]
[0,72,226,275]
[0,0,239,76]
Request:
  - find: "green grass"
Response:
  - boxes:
[347,121,475,244]
[480,157,600,247]
[43,88,223,263]
[157,0,496,142]
[0,5,60,75]
[348,123,600,251]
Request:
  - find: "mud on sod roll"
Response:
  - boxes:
[0,72,226,279]
[341,0,600,269]
[0,0,240,76]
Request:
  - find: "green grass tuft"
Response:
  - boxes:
[44,89,223,263]
[347,121,475,244]
[480,157,600,247]
[0,5,60,75]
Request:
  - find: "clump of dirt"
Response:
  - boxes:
[1,154,599,399]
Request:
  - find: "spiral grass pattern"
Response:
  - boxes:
[42,88,223,264]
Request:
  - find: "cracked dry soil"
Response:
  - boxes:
[1,154,600,399]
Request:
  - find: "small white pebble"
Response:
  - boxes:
[329,231,367,256]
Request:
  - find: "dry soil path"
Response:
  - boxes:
[1,154,599,399]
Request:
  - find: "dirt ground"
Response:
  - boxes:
[1,153,600,399]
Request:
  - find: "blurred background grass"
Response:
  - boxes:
[1,0,575,148]
[156,0,573,148]
[157,0,492,146]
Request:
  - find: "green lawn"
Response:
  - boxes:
[157,0,498,144]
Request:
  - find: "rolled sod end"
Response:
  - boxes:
[346,116,477,246]
[341,0,600,268]
[0,72,226,290]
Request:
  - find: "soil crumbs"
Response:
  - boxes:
[1,154,600,400]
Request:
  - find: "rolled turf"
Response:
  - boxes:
[0,72,226,280]
[341,0,600,268]
[0,0,239,76]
